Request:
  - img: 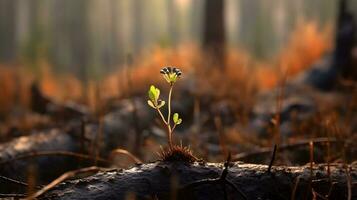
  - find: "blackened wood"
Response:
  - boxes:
[40,162,356,200]
[0,129,80,193]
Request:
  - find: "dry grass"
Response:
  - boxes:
[159,145,198,163]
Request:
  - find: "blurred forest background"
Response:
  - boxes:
[1,0,356,77]
[0,1,356,190]
[0,0,356,119]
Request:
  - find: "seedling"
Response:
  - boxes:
[148,67,197,162]
[147,67,183,148]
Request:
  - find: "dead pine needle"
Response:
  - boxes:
[0,175,35,188]
[27,166,103,199]
[110,148,143,164]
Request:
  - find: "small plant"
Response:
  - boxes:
[148,67,183,148]
[148,67,197,162]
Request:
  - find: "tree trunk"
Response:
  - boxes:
[202,0,226,68]
[40,162,355,200]
[132,0,144,54]
[49,0,91,82]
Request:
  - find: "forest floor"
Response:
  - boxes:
[0,23,356,199]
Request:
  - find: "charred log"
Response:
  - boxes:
[39,162,356,200]
[0,129,82,193]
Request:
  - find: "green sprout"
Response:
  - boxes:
[148,67,182,148]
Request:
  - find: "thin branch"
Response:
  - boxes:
[267,144,277,173]
[27,166,104,199]
[0,175,41,189]
[110,148,142,164]
[171,123,177,133]
[156,108,168,125]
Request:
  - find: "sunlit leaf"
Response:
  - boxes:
[173,113,182,125]
[173,113,179,123]
[147,100,156,108]
[155,88,160,101]
[148,85,156,101]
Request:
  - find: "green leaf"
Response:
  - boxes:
[147,100,155,108]
[148,85,156,101]
[157,100,165,108]
[173,113,179,123]
[148,85,161,104]
[155,88,160,101]
[173,113,182,124]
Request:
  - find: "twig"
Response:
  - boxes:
[0,193,27,198]
[0,150,110,165]
[0,175,41,189]
[267,144,277,173]
[27,166,103,199]
[110,148,142,164]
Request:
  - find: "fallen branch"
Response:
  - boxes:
[0,129,82,189]
[38,162,356,200]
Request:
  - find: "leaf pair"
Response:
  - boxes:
[147,85,165,109]
[173,113,182,125]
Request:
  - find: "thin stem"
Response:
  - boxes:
[168,125,173,147]
[167,84,173,125]
[171,123,177,133]
[156,108,168,125]
[156,108,172,147]
[167,84,174,147]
